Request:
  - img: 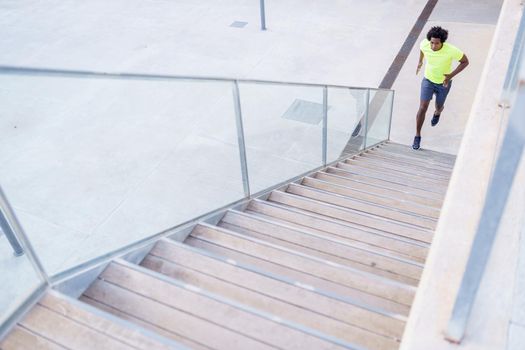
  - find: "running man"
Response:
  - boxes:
[412,26,469,150]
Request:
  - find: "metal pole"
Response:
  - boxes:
[322,86,328,166]
[259,0,267,31]
[0,186,50,284]
[387,90,395,141]
[0,210,24,256]
[232,81,251,197]
[363,89,370,149]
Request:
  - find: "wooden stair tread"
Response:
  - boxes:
[144,240,404,348]
[267,191,433,244]
[350,155,452,178]
[241,209,426,263]
[187,224,416,305]
[0,327,68,350]
[325,166,445,201]
[362,151,454,172]
[302,176,441,218]
[1,292,179,350]
[84,261,352,350]
[382,142,456,163]
[286,183,437,229]
[247,199,429,261]
[314,171,443,208]
[220,211,423,282]
[335,162,448,193]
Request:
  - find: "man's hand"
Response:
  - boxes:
[443,54,469,87]
[443,73,453,87]
[416,61,423,75]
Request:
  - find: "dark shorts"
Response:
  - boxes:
[420,78,452,107]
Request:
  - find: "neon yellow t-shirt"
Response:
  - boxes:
[420,39,464,84]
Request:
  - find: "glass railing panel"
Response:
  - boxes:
[326,87,367,161]
[0,73,245,276]
[238,82,324,194]
[365,89,394,148]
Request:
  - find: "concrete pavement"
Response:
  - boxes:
[0,0,502,323]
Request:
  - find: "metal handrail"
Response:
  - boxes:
[445,56,525,344]
[0,65,392,92]
[500,9,525,107]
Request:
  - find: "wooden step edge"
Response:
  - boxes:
[336,162,449,191]
[361,146,456,166]
[218,219,422,285]
[111,258,364,350]
[225,209,425,268]
[0,326,67,350]
[284,184,437,233]
[345,158,452,181]
[141,254,400,348]
[383,142,457,162]
[342,158,451,183]
[303,176,441,218]
[381,142,457,160]
[350,153,453,176]
[360,151,455,172]
[41,290,186,350]
[160,236,414,322]
[250,198,430,249]
[326,166,445,200]
[288,182,438,228]
[374,147,456,167]
[367,147,456,166]
[191,224,417,302]
[314,171,443,208]
[269,190,434,243]
[329,161,448,189]
[247,200,429,265]
[241,208,427,265]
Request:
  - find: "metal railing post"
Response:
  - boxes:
[232,81,251,198]
[322,86,328,166]
[0,210,24,256]
[387,90,395,141]
[363,89,370,149]
[259,0,267,30]
[0,186,50,284]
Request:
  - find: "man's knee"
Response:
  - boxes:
[418,101,430,113]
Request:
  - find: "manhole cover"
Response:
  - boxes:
[230,21,248,28]
[282,99,328,125]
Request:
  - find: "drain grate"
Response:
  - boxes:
[281,99,328,125]
[230,21,248,28]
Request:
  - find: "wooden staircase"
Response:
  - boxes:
[0,142,456,350]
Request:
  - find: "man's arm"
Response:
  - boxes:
[416,50,424,75]
[443,54,469,87]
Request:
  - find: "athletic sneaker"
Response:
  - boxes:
[431,114,440,126]
[412,136,421,150]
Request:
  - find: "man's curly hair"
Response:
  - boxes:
[426,26,448,43]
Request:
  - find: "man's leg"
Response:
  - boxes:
[416,100,431,136]
[434,102,445,115]
[432,81,452,126]
[413,99,430,150]
[413,79,433,150]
